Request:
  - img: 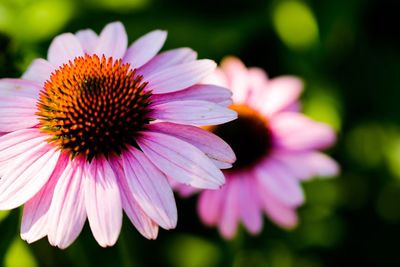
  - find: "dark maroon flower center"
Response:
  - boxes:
[210,104,272,171]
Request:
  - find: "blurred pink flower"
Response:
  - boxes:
[0,22,237,248]
[177,57,339,239]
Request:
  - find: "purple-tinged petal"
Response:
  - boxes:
[151,84,233,107]
[0,78,40,99]
[75,29,99,54]
[0,96,38,132]
[138,48,197,77]
[21,59,54,86]
[85,157,122,247]
[47,158,86,249]
[47,33,84,67]
[151,100,237,126]
[220,57,250,103]
[94,22,127,59]
[145,60,216,94]
[122,147,177,229]
[123,30,167,69]
[148,122,235,166]
[137,131,225,189]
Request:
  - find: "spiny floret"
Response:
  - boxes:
[37,54,153,161]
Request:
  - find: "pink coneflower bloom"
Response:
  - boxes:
[0,22,237,248]
[178,57,339,239]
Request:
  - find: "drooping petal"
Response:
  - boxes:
[21,154,69,243]
[0,78,40,99]
[151,100,237,126]
[123,30,167,69]
[47,33,84,67]
[258,187,298,229]
[151,84,233,107]
[110,159,159,239]
[138,47,197,77]
[75,29,99,53]
[0,129,44,164]
[47,159,86,249]
[198,189,223,226]
[137,131,225,189]
[0,141,60,210]
[94,22,127,59]
[21,59,54,85]
[238,176,263,234]
[0,96,38,132]
[270,112,336,151]
[218,176,240,239]
[122,147,177,229]
[85,157,122,247]
[145,60,216,94]
[148,122,235,166]
[253,158,304,207]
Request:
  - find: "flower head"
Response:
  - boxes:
[0,22,237,248]
[179,57,339,239]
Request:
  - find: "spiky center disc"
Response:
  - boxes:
[37,54,152,161]
[210,104,272,171]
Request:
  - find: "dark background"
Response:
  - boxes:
[1,0,400,266]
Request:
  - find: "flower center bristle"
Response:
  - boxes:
[210,104,272,171]
[37,54,152,161]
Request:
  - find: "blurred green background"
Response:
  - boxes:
[0,0,399,266]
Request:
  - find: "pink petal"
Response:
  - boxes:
[47,33,84,67]
[0,96,38,132]
[145,60,216,94]
[47,158,86,249]
[198,189,223,225]
[258,188,298,229]
[148,122,235,166]
[238,176,263,234]
[273,151,339,180]
[218,177,240,239]
[137,131,225,189]
[0,78,40,99]
[85,157,122,247]
[151,100,237,126]
[258,76,303,115]
[0,141,60,210]
[122,147,177,229]
[220,57,250,103]
[75,29,99,54]
[151,84,233,107]
[253,158,304,207]
[21,59,53,86]
[110,159,159,239]
[138,47,197,77]
[0,133,44,177]
[202,68,229,88]
[94,21,127,59]
[21,154,69,243]
[123,30,167,69]
[271,112,336,151]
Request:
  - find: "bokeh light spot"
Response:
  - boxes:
[4,237,38,267]
[272,1,319,50]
